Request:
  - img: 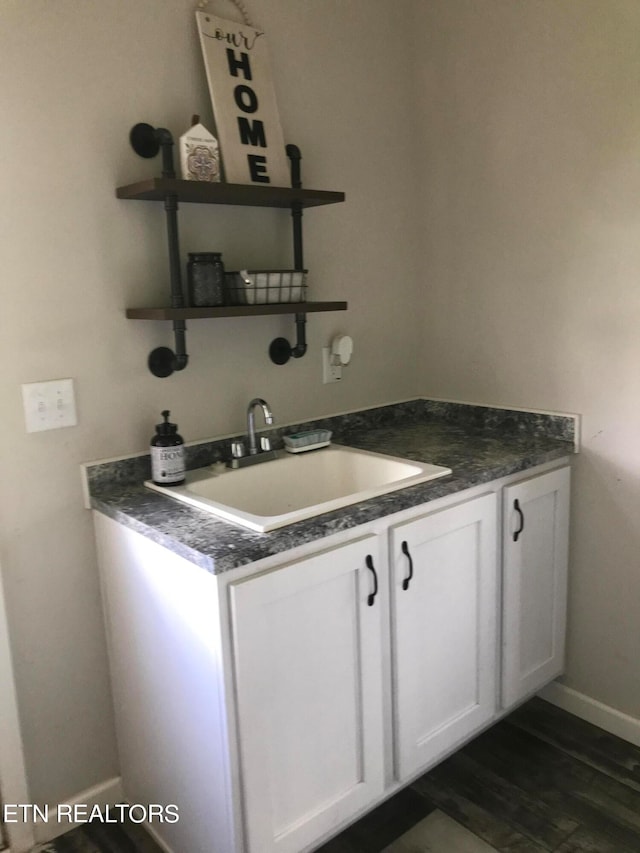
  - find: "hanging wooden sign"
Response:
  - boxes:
[196,11,290,187]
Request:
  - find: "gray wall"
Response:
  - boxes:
[417,0,640,720]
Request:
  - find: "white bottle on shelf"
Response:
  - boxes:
[179,114,221,182]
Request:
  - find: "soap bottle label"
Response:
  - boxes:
[151,445,185,484]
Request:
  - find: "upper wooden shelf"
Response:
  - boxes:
[116,179,345,209]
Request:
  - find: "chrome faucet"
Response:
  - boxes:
[228,398,278,469]
[247,397,273,455]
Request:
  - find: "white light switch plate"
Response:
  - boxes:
[22,379,77,433]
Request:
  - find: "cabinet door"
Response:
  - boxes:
[501,466,570,709]
[229,536,385,853]
[390,493,498,781]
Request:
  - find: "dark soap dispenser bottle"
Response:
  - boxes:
[150,410,185,486]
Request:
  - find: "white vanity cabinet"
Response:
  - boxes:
[229,495,499,853]
[92,460,570,853]
[389,493,498,780]
[501,466,570,710]
[228,535,385,853]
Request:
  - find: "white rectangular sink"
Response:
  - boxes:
[146,444,451,532]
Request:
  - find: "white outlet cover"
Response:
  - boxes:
[22,378,77,433]
[322,347,342,383]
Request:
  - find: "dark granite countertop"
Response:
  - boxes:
[86,400,576,575]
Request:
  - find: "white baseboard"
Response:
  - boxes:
[29,779,178,853]
[0,566,35,853]
[140,819,176,853]
[539,681,640,748]
[32,777,124,844]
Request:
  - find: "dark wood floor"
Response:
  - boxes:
[33,698,640,853]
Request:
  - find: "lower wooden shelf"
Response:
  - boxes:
[126,302,347,320]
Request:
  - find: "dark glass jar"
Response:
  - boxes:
[187,252,225,306]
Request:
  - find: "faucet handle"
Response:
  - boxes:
[260,436,272,452]
[231,440,246,459]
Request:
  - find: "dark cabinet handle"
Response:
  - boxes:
[513,499,525,542]
[401,540,414,590]
[366,555,378,606]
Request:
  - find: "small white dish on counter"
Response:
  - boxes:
[145,444,451,533]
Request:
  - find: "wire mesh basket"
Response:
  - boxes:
[225,269,308,305]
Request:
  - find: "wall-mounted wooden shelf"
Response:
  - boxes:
[117,178,345,208]
[118,127,347,376]
[126,302,348,321]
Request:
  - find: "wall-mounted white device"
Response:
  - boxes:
[322,335,354,384]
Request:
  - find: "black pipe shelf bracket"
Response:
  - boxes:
[129,122,188,378]
[125,123,346,376]
[268,144,307,366]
